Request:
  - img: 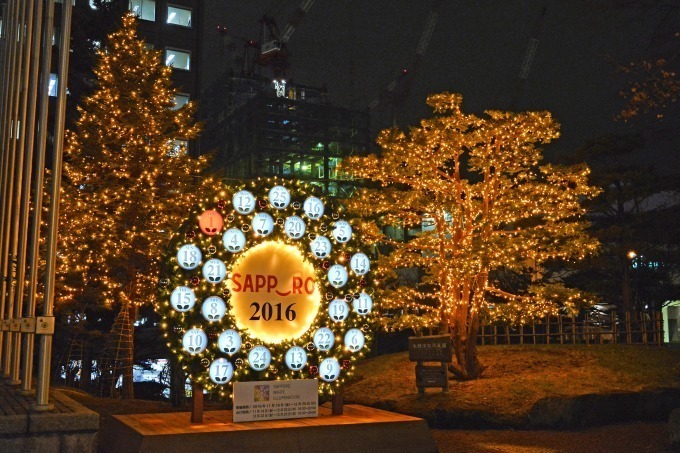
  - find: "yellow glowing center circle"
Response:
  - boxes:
[227,241,320,344]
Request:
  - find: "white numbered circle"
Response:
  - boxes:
[177,244,202,270]
[327,265,348,288]
[310,236,332,259]
[201,296,226,322]
[350,253,370,276]
[251,212,275,237]
[345,328,365,352]
[233,190,255,215]
[353,292,373,316]
[313,327,335,351]
[284,216,306,239]
[248,346,272,371]
[268,185,291,210]
[182,329,207,355]
[319,357,341,382]
[209,358,234,385]
[223,228,246,253]
[284,346,308,371]
[218,329,242,355]
[303,196,324,220]
[328,299,349,322]
[202,258,227,284]
[170,286,196,312]
[332,220,353,243]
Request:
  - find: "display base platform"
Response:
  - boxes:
[99,403,437,453]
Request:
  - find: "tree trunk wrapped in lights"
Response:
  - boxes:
[56,13,211,396]
[341,93,600,379]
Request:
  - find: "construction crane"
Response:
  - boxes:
[256,15,289,75]
[218,0,317,78]
[367,0,443,125]
[257,0,317,72]
[511,6,548,109]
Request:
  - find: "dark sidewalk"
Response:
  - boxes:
[432,422,673,453]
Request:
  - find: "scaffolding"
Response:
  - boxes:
[56,334,83,387]
[97,305,134,399]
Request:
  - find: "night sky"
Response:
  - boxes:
[201,1,679,167]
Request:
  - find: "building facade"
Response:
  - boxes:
[201,76,370,197]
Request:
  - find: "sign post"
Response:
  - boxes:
[191,382,203,423]
[408,335,451,394]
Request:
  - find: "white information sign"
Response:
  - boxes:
[233,379,319,422]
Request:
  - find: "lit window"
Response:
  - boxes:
[167,5,191,27]
[172,93,190,110]
[165,48,190,71]
[48,74,58,97]
[89,0,112,8]
[129,0,156,22]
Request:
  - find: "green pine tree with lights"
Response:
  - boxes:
[56,12,212,397]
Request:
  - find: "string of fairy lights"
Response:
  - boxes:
[157,177,375,398]
[340,92,600,336]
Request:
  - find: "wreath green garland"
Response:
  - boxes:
[157,177,375,399]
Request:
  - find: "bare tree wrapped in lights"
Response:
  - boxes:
[341,93,600,379]
[57,13,211,395]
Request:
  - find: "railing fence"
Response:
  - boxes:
[478,311,664,346]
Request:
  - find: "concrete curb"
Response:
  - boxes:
[0,389,100,453]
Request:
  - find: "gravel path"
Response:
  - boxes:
[432,422,673,453]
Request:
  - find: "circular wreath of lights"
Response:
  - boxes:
[157,177,375,399]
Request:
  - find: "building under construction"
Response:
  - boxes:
[201,76,371,197]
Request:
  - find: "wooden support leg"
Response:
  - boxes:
[191,382,203,424]
[332,388,344,415]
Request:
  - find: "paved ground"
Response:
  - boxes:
[0,383,79,415]
[432,422,673,453]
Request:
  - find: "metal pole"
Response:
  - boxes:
[7,0,31,386]
[33,0,70,411]
[1,0,21,379]
[0,2,9,378]
[25,0,55,403]
[19,0,44,396]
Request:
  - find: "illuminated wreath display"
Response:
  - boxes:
[157,177,374,398]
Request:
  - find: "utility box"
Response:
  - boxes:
[663,301,680,343]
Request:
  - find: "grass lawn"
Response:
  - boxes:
[344,344,680,423]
